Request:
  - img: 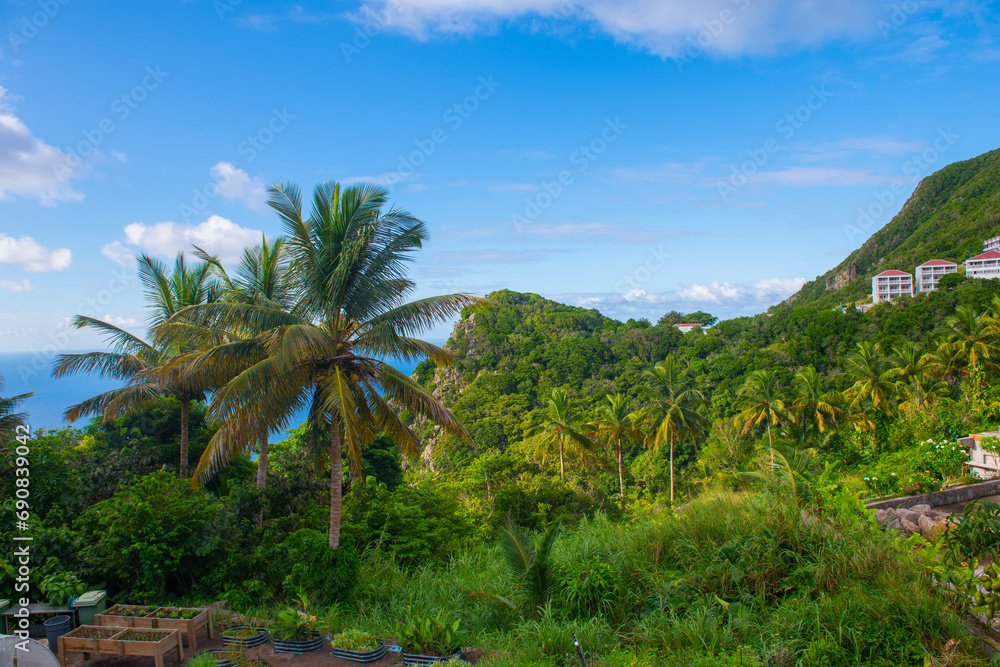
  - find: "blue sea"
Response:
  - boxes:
[0,351,420,432]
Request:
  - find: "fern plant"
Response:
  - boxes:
[473,520,561,618]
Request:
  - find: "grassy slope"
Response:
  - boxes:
[793,148,1000,309]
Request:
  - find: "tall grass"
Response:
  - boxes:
[333,490,986,666]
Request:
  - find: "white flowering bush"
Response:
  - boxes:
[914,439,968,478]
[862,473,899,497]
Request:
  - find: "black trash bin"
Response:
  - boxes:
[43,615,72,654]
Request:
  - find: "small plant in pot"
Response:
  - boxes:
[270,606,323,653]
[330,628,387,663]
[397,608,463,665]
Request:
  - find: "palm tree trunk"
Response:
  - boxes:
[617,441,625,505]
[256,432,269,491]
[559,440,565,480]
[179,399,189,478]
[669,432,674,504]
[766,419,774,467]
[329,425,343,550]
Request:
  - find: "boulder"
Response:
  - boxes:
[885,518,903,532]
[918,514,937,539]
[897,509,922,525]
[901,519,921,534]
[875,509,895,525]
[910,504,932,514]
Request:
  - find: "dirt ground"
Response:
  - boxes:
[52,627,482,666]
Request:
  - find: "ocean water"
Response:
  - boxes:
[0,351,420,432]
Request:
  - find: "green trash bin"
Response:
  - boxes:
[72,590,107,626]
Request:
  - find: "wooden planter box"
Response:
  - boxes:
[94,605,158,628]
[59,625,128,654]
[140,606,214,650]
[58,626,183,667]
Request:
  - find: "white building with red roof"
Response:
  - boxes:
[984,236,1000,253]
[915,259,958,293]
[871,270,913,304]
[966,250,1000,279]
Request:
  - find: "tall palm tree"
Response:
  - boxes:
[944,306,995,388]
[588,393,643,505]
[735,368,789,450]
[189,236,293,490]
[525,387,593,480]
[842,341,897,431]
[925,338,967,387]
[176,181,478,549]
[52,253,219,478]
[637,355,706,504]
[0,376,32,443]
[791,366,844,435]
[891,341,931,412]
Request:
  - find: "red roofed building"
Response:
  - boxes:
[966,250,1000,280]
[871,270,913,304]
[915,259,958,293]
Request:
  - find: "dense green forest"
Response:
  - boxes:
[7,173,1000,665]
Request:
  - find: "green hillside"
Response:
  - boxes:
[793,147,1000,308]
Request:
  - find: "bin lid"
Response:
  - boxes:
[0,599,9,611]
[73,590,107,607]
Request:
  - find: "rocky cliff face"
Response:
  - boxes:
[825,262,858,291]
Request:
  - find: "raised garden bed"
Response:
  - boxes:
[95,604,213,649]
[272,629,324,653]
[220,625,269,650]
[331,638,388,663]
[57,625,183,667]
[402,649,463,665]
[94,604,157,627]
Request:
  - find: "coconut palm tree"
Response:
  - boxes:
[0,376,31,443]
[791,366,844,436]
[944,306,995,388]
[843,341,897,431]
[891,341,932,412]
[187,236,293,490]
[636,355,706,504]
[735,368,789,450]
[52,253,219,478]
[525,387,594,481]
[587,393,643,505]
[925,338,967,387]
[176,181,478,549]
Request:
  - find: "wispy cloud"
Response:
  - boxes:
[750,167,895,187]
[489,182,540,192]
[0,279,32,293]
[355,0,885,57]
[235,5,337,31]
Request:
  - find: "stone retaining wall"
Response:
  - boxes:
[865,479,1000,511]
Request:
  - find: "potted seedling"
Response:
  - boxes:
[397,609,463,665]
[330,628,387,663]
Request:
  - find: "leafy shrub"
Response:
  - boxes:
[75,470,231,600]
[259,528,358,606]
[39,571,86,605]
[397,608,462,656]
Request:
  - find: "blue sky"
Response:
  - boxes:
[0,0,998,356]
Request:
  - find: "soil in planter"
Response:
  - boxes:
[118,629,170,642]
[66,627,120,640]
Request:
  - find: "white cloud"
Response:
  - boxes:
[0,234,72,271]
[102,313,141,329]
[357,0,883,57]
[0,279,32,293]
[100,240,138,268]
[209,161,269,212]
[751,167,895,187]
[103,215,264,264]
[0,87,83,204]
[678,277,805,304]
[341,171,413,187]
[489,183,540,192]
